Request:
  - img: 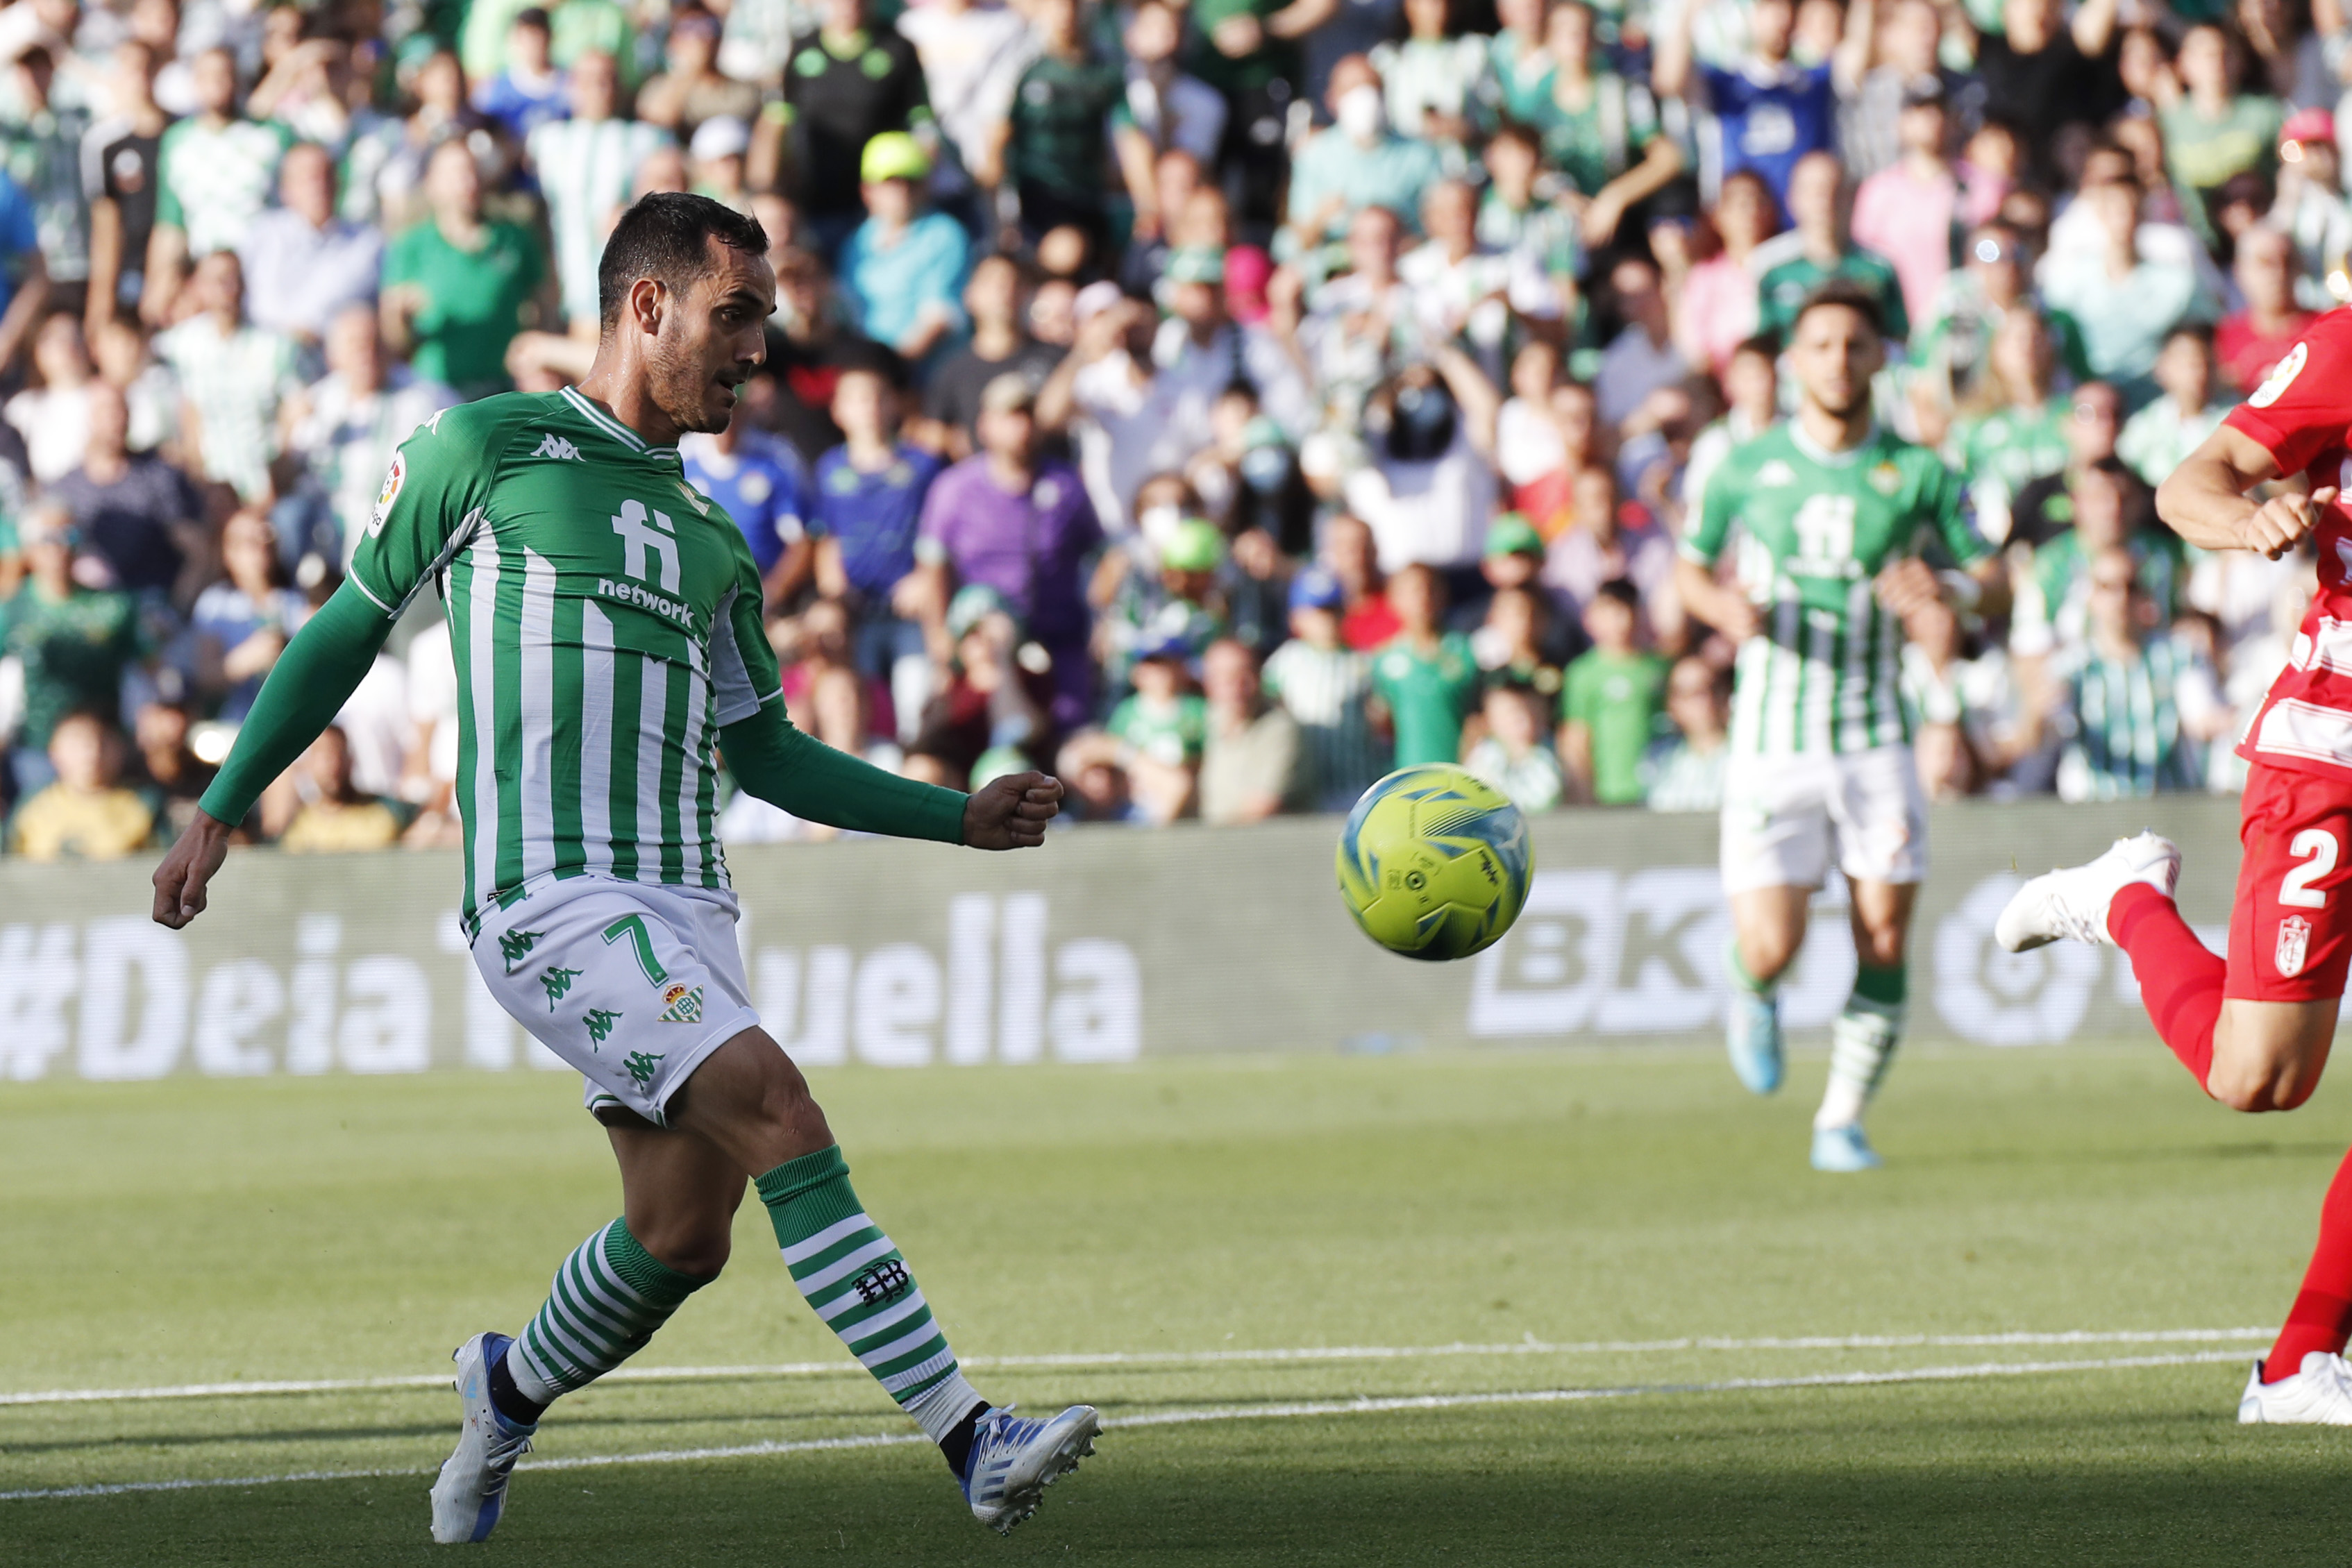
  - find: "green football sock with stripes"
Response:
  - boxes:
[756,1145,986,1447]
[503,1218,713,1414]
[1815,961,1906,1131]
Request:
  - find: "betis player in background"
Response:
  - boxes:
[1674,281,2007,1172]
[149,194,1100,1542]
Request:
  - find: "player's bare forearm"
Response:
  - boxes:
[2157,425,2321,558]
[1674,555,1759,642]
[151,809,233,927]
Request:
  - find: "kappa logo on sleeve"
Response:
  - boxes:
[2249,341,2309,410]
[369,452,405,537]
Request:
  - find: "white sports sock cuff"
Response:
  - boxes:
[903,1368,985,1444]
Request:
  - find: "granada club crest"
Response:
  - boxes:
[2278,914,2312,979]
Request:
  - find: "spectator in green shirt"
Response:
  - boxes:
[1,503,147,802]
[1107,634,1209,823]
[986,0,1125,248]
[381,140,546,398]
[1753,150,1908,348]
[1559,579,1667,805]
[2159,24,2285,248]
[1370,562,1479,766]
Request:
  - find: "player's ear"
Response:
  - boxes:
[630,276,666,336]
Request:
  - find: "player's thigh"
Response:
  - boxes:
[471,882,763,1130]
[1721,752,1833,900]
[2217,766,2352,1104]
[1824,745,1929,892]
[607,1118,752,1276]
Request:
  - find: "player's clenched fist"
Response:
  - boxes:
[2239,485,2338,559]
[963,770,1064,850]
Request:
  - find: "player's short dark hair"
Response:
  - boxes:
[1792,278,1885,340]
[1593,578,1641,611]
[1729,333,1779,365]
[598,192,768,332]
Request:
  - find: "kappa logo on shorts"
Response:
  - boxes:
[500,929,544,974]
[2278,914,2312,979]
[852,1259,912,1306]
[540,966,583,1010]
[622,1050,664,1088]
[582,1007,623,1046]
[657,984,704,1024]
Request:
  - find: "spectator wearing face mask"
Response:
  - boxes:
[1280,55,1441,264]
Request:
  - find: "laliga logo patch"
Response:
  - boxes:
[2250,342,2308,410]
[2278,913,2312,979]
[369,452,405,537]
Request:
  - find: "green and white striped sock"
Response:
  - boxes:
[506,1218,712,1405]
[1815,962,1906,1131]
[756,1145,984,1443]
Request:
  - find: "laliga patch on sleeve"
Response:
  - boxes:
[2249,341,2310,410]
[370,451,405,537]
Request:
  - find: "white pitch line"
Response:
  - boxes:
[0,1328,2276,1409]
[0,1349,2258,1504]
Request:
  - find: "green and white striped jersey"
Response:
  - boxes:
[1683,423,1986,759]
[348,387,780,931]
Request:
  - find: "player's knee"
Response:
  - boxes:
[1852,925,1906,970]
[635,1217,733,1278]
[2206,1057,2314,1114]
[1738,930,1801,985]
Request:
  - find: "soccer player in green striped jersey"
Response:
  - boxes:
[1674,280,2007,1173]
[149,194,1100,1542]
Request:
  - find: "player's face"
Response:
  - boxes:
[653,239,775,435]
[1787,305,1883,420]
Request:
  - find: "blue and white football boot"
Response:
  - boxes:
[961,1403,1100,1534]
[1726,990,1785,1095]
[1811,1122,1883,1172]
[429,1332,535,1544]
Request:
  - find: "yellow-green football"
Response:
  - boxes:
[1336,765,1533,961]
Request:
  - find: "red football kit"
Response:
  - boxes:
[2108,307,2352,1383]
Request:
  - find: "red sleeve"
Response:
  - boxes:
[2225,308,2352,477]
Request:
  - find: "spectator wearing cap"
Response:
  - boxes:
[841,131,970,366]
[144,45,287,327]
[922,255,1066,462]
[1107,629,1207,823]
[526,50,670,331]
[1279,55,1443,264]
[0,502,146,801]
[1102,514,1228,696]
[380,140,544,400]
[239,141,384,349]
[10,709,153,860]
[1199,636,1304,825]
[2272,108,2352,311]
[688,117,755,214]
[638,7,761,144]
[807,357,946,742]
[1654,0,1860,223]
[778,0,930,260]
[682,392,811,607]
[1749,151,1908,348]
[986,0,1124,248]
[1558,578,1666,807]
[2160,22,2286,250]
[1264,563,1384,811]
[1849,79,1957,332]
[916,372,1104,732]
[472,8,569,144]
[1452,511,1553,635]
[2216,225,2315,394]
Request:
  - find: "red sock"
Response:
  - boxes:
[2268,1147,2352,1381]
[2108,884,2224,1095]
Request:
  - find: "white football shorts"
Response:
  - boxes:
[471,877,763,1127]
[1718,744,1928,895]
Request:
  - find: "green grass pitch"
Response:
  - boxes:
[8,1045,2352,1565]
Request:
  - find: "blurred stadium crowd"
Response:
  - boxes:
[0,0,2333,856]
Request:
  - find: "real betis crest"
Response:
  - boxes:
[1869,463,1901,496]
[657,984,705,1024]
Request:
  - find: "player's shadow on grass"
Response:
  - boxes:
[1902,1137,2351,1168]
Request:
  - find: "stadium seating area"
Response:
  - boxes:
[0,0,2330,856]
